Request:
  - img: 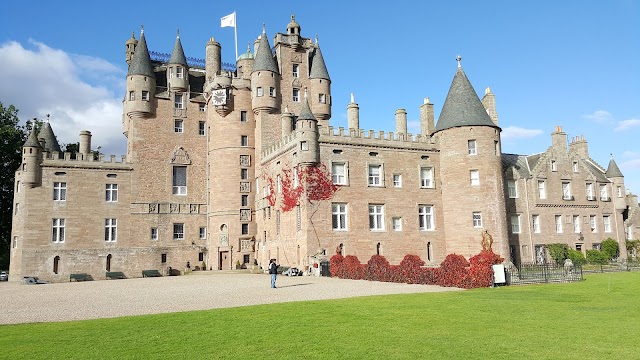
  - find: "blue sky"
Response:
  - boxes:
[1,1,639,191]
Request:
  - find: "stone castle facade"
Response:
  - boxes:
[9,16,636,281]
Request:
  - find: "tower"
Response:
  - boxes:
[21,128,43,188]
[123,27,156,140]
[167,31,189,92]
[125,32,138,65]
[295,92,319,165]
[433,56,508,259]
[308,37,331,125]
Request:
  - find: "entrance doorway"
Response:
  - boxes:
[218,251,229,270]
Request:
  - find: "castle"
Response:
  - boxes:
[9,16,636,281]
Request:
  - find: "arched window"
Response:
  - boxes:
[106,254,112,272]
[53,256,60,274]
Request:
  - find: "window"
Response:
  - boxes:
[603,215,611,233]
[52,218,65,243]
[600,184,609,201]
[105,184,118,202]
[555,215,563,233]
[507,180,517,198]
[241,168,248,180]
[269,87,275,97]
[368,165,382,186]
[301,141,308,151]
[468,140,477,155]
[332,203,347,230]
[105,218,117,242]
[332,163,346,185]
[292,89,300,102]
[292,64,299,78]
[173,223,184,240]
[590,215,597,232]
[129,91,135,101]
[151,227,158,240]
[174,119,183,133]
[200,227,206,239]
[473,212,483,228]
[494,141,499,155]
[14,203,19,215]
[277,175,282,193]
[161,253,167,263]
[199,252,204,262]
[241,223,249,235]
[511,215,521,234]
[369,205,384,230]
[199,121,206,136]
[319,94,326,104]
[243,254,250,264]
[393,174,402,188]
[573,215,580,233]
[241,195,248,207]
[573,161,579,173]
[617,186,623,198]
[551,160,557,172]
[392,217,402,231]
[241,135,248,147]
[142,91,149,101]
[174,94,183,109]
[420,167,433,188]
[562,182,572,200]
[532,215,540,233]
[172,166,187,195]
[256,87,264,97]
[53,182,67,201]
[538,180,546,199]
[586,183,595,200]
[419,205,434,230]
[240,111,248,122]
[176,66,183,79]
[53,256,60,274]
[12,236,17,249]
[470,170,480,186]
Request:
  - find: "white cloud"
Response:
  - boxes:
[501,126,543,140]
[622,158,640,170]
[584,110,614,123]
[615,118,640,132]
[0,40,126,155]
[623,150,640,159]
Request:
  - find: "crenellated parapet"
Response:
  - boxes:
[41,151,131,169]
[260,132,300,163]
[319,126,435,150]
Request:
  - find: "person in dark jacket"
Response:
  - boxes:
[268,259,278,288]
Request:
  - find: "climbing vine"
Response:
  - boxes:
[269,163,338,213]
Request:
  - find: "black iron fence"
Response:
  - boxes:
[505,262,583,285]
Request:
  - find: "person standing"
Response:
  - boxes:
[268,259,278,288]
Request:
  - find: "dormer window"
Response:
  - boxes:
[293,64,299,78]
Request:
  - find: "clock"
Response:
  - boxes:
[212,89,227,106]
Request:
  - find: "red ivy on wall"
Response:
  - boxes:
[267,163,338,213]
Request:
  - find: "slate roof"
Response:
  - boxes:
[502,153,531,179]
[23,128,42,148]
[606,158,624,178]
[297,95,316,121]
[252,33,279,73]
[434,67,498,133]
[583,160,610,183]
[127,32,155,77]
[309,45,330,80]
[38,122,61,153]
[168,35,188,66]
[527,153,542,171]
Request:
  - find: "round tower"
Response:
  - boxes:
[79,130,92,159]
[347,93,359,131]
[205,37,222,82]
[296,93,320,165]
[124,28,156,121]
[125,32,138,65]
[167,31,189,92]
[395,109,407,135]
[281,106,293,137]
[308,38,331,122]
[251,29,280,114]
[433,58,509,260]
[236,43,254,80]
[22,128,43,188]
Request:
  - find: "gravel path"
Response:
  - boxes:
[0,272,462,324]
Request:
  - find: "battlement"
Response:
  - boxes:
[319,126,434,149]
[261,132,300,163]
[41,151,131,169]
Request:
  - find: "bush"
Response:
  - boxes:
[436,254,470,288]
[546,243,569,265]
[468,250,504,288]
[586,250,609,265]
[399,255,425,284]
[601,239,619,260]
[329,254,344,278]
[567,249,586,265]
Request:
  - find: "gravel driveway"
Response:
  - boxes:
[0,272,461,324]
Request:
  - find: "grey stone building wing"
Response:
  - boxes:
[252,34,279,73]
[127,32,155,78]
[434,67,498,133]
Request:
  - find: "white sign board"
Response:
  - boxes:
[492,264,506,284]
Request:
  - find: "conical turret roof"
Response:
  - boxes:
[297,93,316,121]
[168,33,188,66]
[309,45,330,80]
[253,32,279,73]
[38,122,62,153]
[23,127,42,148]
[127,30,155,77]
[606,158,624,178]
[434,66,497,133]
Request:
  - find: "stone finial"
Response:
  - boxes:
[485,86,491,95]
[177,29,180,38]
[456,54,462,68]
[350,93,355,103]
[315,34,319,43]
[262,23,266,34]
[141,25,144,35]
[424,97,430,104]
[291,14,295,21]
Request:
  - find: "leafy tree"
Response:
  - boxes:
[546,243,568,265]
[586,250,609,265]
[567,249,587,265]
[625,240,639,260]
[601,238,619,260]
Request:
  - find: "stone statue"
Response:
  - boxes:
[481,230,494,252]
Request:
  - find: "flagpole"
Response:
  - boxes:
[234,11,238,61]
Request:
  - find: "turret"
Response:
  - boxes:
[308,37,331,123]
[606,157,626,211]
[38,121,61,154]
[124,27,156,121]
[251,27,280,114]
[205,37,222,82]
[167,31,189,92]
[347,93,359,132]
[419,97,434,137]
[281,106,293,137]
[79,130,92,159]
[296,92,319,165]
[125,32,138,65]
[395,109,407,136]
[22,128,43,188]
[481,86,498,125]
[236,43,254,80]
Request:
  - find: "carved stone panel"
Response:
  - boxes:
[241,239,254,252]
[148,203,158,213]
[219,234,229,247]
[240,209,251,222]
[170,204,179,213]
[240,182,251,193]
[240,155,250,167]
[190,204,198,213]
[171,147,191,165]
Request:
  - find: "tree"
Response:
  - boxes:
[546,243,568,265]
[601,238,619,261]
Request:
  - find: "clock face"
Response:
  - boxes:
[212,89,227,106]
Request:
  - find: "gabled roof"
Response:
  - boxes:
[309,45,330,80]
[252,33,279,73]
[502,153,531,179]
[606,158,624,178]
[168,34,188,66]
[38,122,61,153]
[583,159,610,183]
[127,31,155,77]
[297,94,316,121]
[23,128,42,148]
[526,153,543,171]
[434,67,498,133]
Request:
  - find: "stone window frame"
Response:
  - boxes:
[105,184,118,202]
[468,139,477,155]
[470,170,480,186]
[173,223,185,240]
[511,214,521,234]
[420,167,434,188]
[507,180,517,198]
[473,211,483,228]
[368,164,383,187]
[174,119,184,133]
[151,227,158,241]
[53,182,67,201]
[52,218,65,243]
[104,218,117,242]
[199,227,207,239]
[369,204,385,231]
[332,203,348,231]
[331,162,347,185]
[419,205,434,231]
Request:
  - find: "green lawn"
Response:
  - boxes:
[1,272,638,359]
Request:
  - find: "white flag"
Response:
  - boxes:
[221,12,236,28]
